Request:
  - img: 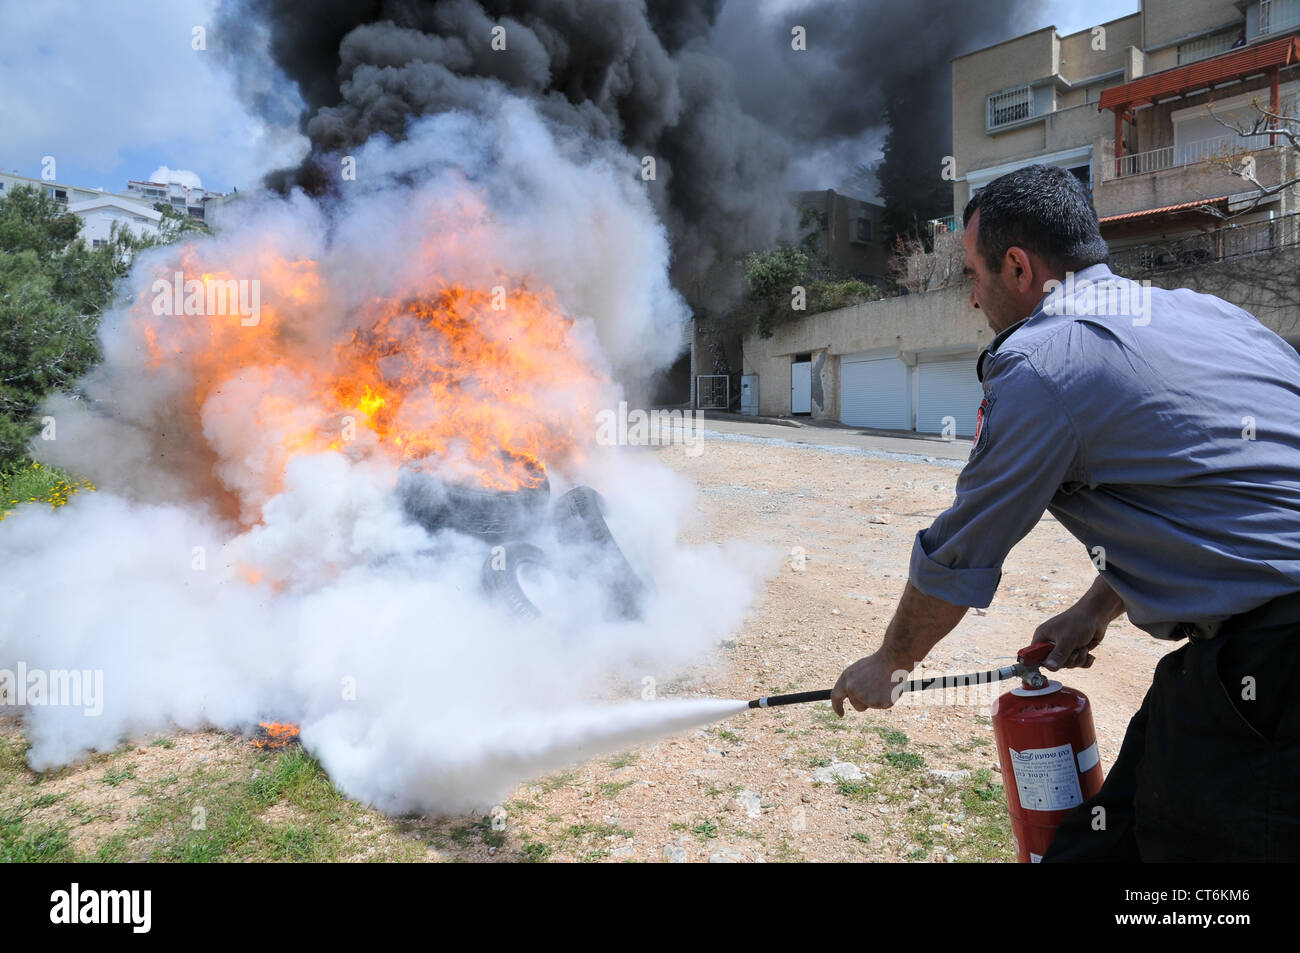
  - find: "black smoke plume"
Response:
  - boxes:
[223,0,1035,295]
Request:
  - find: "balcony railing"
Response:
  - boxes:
[1109,212,1300,275]
[1261,0,1300,36]
[1104,133,1277,179]
[927,215,959,239]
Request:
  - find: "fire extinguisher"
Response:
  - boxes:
[991,642,1104,863]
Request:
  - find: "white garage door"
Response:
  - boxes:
[916,358,983,436]
[840,355,909,430]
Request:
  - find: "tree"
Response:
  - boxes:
[0,186,156,465]
[889,228,965,294]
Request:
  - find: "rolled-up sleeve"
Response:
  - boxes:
[909,351,1082,607]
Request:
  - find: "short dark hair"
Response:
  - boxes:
[962,165,1108,273]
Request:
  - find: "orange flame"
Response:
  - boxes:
[253,721,301,749]
[133,243,607,515]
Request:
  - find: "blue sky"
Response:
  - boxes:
[0,0,1140,195]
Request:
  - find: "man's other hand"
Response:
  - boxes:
[1035,606,1108,671]
[831,650,909,716]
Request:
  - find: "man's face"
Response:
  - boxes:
[963,210,1020,333]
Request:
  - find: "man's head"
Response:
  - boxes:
[962,165,1108,332]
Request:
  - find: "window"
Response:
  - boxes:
[92,239,106,247]
[854,217,872,243]
[1176,30,1238,65]
[987,84,1033,130]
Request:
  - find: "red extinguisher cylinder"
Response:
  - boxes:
[992,674,1104,863]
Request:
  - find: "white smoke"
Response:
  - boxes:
[0,97,768,816]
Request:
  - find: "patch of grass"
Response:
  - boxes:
[0,807,75,862]
[715,729,741,743]
[536,770,577,793]
[605,752,640,771]
[691,819,719,841]
[885,751,925,770]
[150,737,175,749]
[565,822,631,840]
[809,756,830,768]
[877,727,909,747]
[599,780,636,799]
[852,832,871,844]
[94,834,130,862]
[0,734,30,785]
[520,841,551,863]
[836,779,876,800]
[248,747,342,813]
[269,824,325,861]
[101,764,136,786]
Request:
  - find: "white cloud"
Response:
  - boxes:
[148,166,204,189]
[0,0,307,190]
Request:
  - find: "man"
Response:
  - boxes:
[830,164,1300,861]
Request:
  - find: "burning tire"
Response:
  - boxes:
[399,467,550,543]
[553,486,647,620]
[480,542,551,618]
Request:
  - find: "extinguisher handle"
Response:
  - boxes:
[1017,642,1055,666]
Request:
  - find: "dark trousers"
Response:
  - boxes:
[1043,592,1300,862]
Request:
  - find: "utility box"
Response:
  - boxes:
[740,375,758,416]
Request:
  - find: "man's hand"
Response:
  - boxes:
[1034,605,1108,671]
[1035,574,1126,671]
[831,650,910,716]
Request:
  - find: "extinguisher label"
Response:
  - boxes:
[1009,743,1083,811]
[1077,741,1100,775]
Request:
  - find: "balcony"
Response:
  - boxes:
[1109,211,1300,275]
[1103,132,1277,179]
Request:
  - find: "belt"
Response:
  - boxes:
[1173,590,1300,643]
[1172,619,1223,642]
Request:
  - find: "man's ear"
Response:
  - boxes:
[1004,246,1035,294]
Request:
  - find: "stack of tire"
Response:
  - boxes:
[398,471,646,620]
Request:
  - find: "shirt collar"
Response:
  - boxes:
[975,262,1116,383]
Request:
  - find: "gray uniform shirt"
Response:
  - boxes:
[908,263,1300,638]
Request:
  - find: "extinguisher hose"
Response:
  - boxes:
[748,665,1020,708]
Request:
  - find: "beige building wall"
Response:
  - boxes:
[741,286,985,419]
[1141,0,1243,56]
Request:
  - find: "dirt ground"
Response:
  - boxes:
[0,428,1178,862]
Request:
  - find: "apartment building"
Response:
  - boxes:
[793,189,891,286]
[0,170,161,244]
[741,0,1300,431]
[953,0,1299,258]
[125,178,226,224]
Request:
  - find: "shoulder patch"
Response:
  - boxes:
[972,390,995,456]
